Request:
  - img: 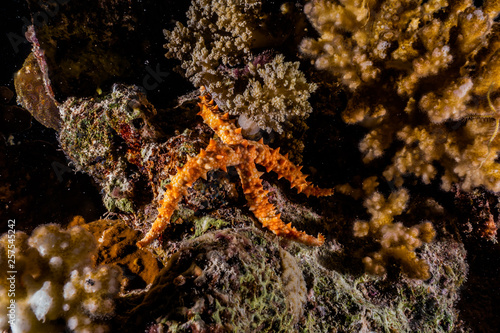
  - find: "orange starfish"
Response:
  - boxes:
[137,87,333,248]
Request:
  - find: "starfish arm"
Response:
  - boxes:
[198,89,245,145]
[252,141,334,197]
[236,152,325,246]
[137,140,241,248]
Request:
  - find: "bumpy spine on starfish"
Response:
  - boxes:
[199,87,334,198]
[236,152,326,246]
[198,89,331,245]
[252,141,333,197]
[199,86,244,145]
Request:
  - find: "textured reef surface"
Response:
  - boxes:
[1,0,500,332]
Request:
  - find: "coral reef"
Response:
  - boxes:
[124,228,311,332]
[0,224,123,333]
[164,0,317,134]
[58,84,159,213]
[119,227,467,333]
[301,0,500,192]
[137,89,333,248]
[6,0,500,331]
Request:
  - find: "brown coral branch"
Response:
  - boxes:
[466,84,500,168]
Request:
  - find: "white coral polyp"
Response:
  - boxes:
[29,281,54,322]
[64,281,78,301]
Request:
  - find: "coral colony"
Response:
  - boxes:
[301,0,500,192]
[0,225,122,333]
[5,0,500,331]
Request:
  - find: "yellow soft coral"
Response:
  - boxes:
[137,87,333,248]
